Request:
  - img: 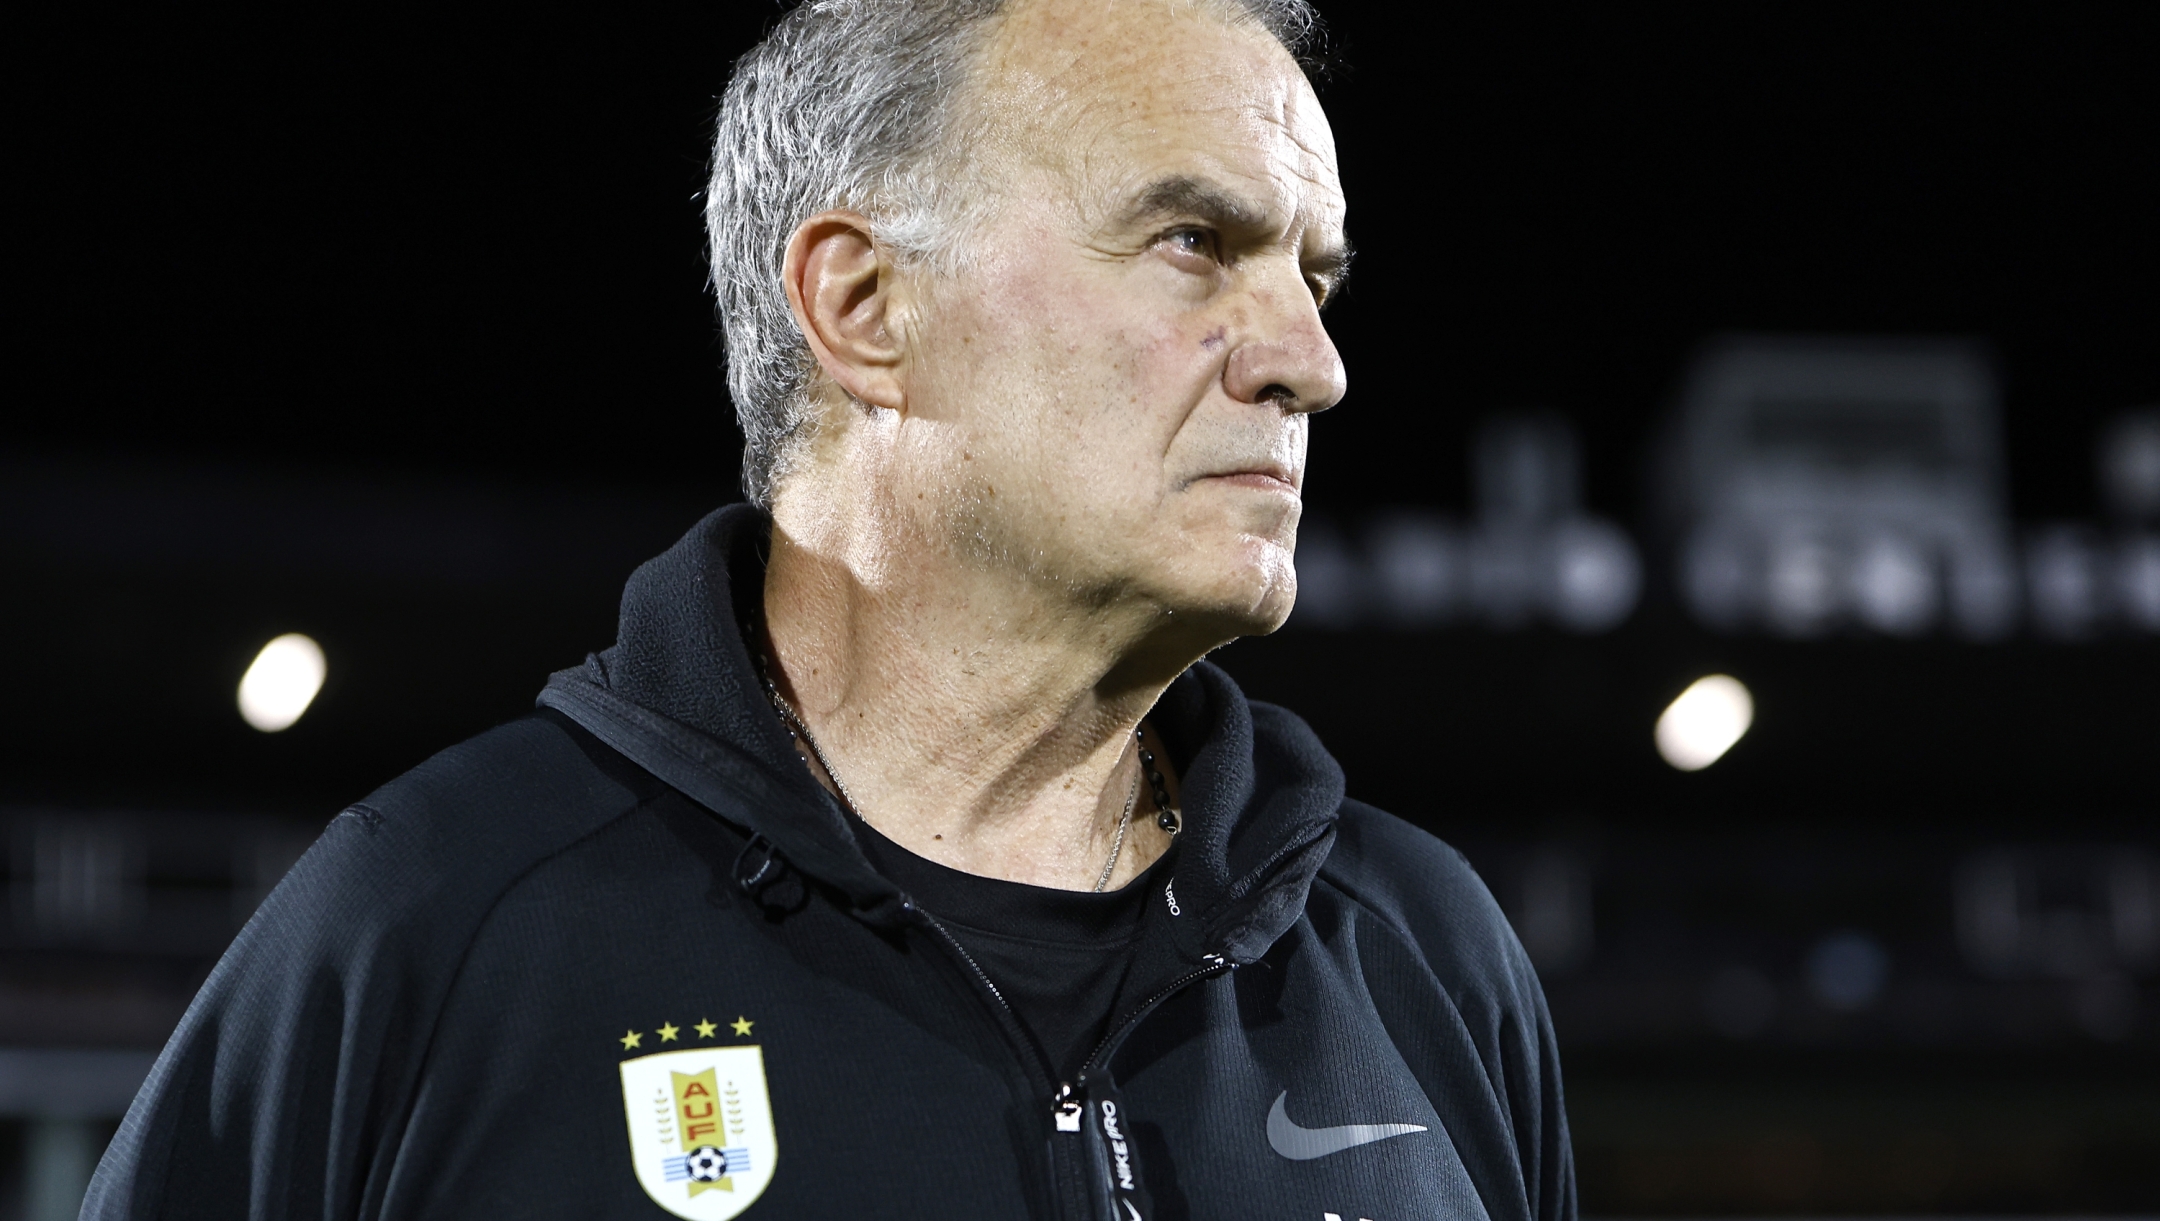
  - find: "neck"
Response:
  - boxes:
[761,494,1195,891]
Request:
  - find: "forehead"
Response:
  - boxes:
[967,0,1343,231]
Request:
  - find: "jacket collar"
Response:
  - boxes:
[540,503,1343,963]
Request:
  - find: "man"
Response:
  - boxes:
[89,0,1573,1217]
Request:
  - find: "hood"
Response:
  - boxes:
[538,503,1344,963]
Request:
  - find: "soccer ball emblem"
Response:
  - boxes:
[683,1146,729,1182]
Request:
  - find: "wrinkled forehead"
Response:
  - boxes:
[963,0,1344,234]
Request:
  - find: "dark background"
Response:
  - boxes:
[9,2,2159,1216]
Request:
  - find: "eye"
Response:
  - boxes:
[1157,226,1222,267]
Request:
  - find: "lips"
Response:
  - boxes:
[1203,464,1299,492]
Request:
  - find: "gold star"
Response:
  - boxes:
[657,1022,680,1043]
[694,1019,718,1039]
[731,1016,754,1037]
[620,1030,643,1050]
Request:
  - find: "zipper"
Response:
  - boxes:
[1053,825,1326,1113]
[909,902,1234,1218]
[909,902,1104,1217]
[910,902,1236,1127]
[1059,951,1234,1121]
[1054,952,1234,1220]
[909,903,1058,1081]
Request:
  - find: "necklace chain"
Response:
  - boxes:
[1136,727,1179,837]
[761,673,867,817]
[1091,769,1139,892]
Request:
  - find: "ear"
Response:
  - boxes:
[782,209,907,411]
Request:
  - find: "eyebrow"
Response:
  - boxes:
[1116,175,1274,234]
[1113,174,1354,301]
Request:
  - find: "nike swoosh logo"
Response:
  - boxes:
[1266,1091,1428,1161]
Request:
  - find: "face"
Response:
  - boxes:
[886,0,1349,641]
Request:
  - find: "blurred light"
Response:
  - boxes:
[1679,531,1750,630]
[1764,537,1839,637]
[1468,527,1542,629]
[237,633,326,732]
[1805,930,1891,1011]
[2026,525,2106,639]
[1368,517,1461,626]
[1945,540,2020,641]
[1549,519,1642,633]
[1654,675,1753,771]
[1849,531,1937,635]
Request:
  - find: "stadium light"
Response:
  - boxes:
[1655,674,1753,771]
[238,633,326,732]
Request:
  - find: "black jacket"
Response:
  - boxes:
[86,505,1574,1221]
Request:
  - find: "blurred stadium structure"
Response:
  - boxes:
[0,465,720,1217]
[12,0,2158,1213]
[2029,408,2160,640]
[1456,832,2160,1213]
[1296,413,1645,633]
[0,338,2153,1216]
[1258,342,2160,1214]
[0,811,309,1217]
[1295,339,2160,646]
[1662,338,2016,640]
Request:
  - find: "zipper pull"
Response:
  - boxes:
[1053,1082,1083,1132]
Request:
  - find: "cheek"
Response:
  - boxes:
[1054,325,1218,501]
[973,317,1171,464]
[922,263,1223,497]
[1074,316,1225,457]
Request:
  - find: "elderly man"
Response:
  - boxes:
[89,0,1572,1218]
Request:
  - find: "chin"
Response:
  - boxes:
[1158,535,1298,638]
[1237,577,1298,635]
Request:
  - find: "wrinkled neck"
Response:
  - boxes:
[759,484,1188,891]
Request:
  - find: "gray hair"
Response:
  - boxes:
[705,0,1321,508]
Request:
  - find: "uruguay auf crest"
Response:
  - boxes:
[620,1046,777,1219]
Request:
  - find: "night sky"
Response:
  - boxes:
[19,4,2157,514]
[10,3,2158,821]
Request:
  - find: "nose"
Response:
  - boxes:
[1221,275,1347,415]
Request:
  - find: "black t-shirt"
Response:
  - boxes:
[850,814,1174,1082]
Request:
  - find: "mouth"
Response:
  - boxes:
[1197,464,1299,495]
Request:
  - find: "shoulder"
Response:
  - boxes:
[251,711,656,969]
[1319,798,1495,931]
[344,710,653,862]
[85,714,662,1214]
[1316,799,1539,1008]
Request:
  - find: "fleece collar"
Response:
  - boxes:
[538,504,1344,963]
